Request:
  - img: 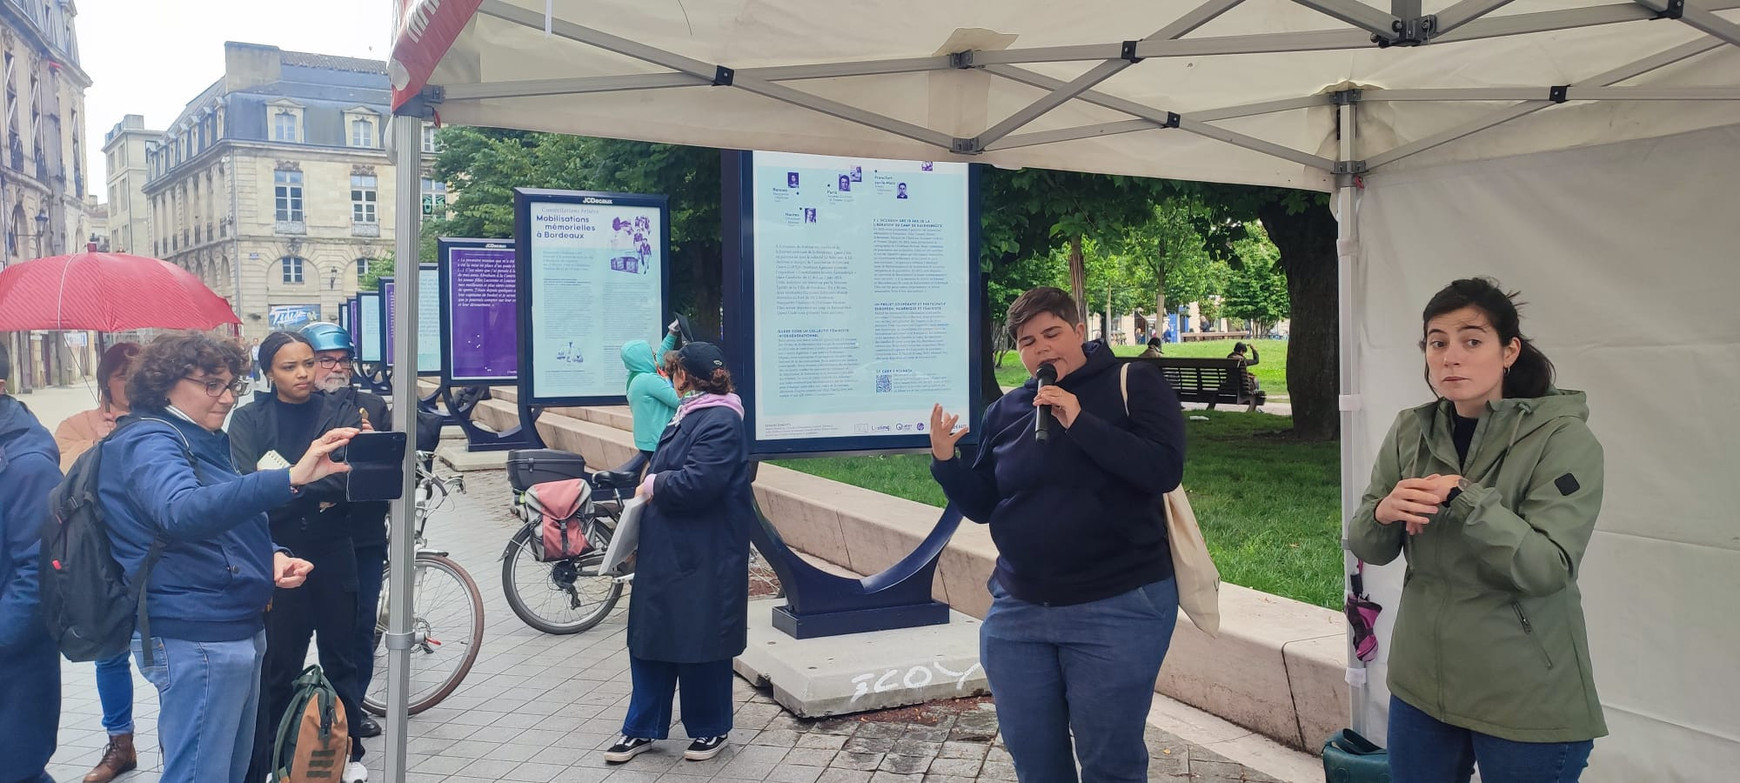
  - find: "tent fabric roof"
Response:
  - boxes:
[394,0,1740,191]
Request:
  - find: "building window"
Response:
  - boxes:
[274,170,303,222]
[350,118,374,148]
[350,175,377,223]
[357,258,372,287]
[420,177,447,218]
[272,110,299,143]
[281,256,304,284]
[422,124,443,154]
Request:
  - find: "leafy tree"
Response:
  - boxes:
[1221,224,1289,335]
[1179,184,1339,440]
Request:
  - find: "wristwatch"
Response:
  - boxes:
[1444,477,1475,506]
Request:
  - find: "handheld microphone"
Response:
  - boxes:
[1034,361,1058,443]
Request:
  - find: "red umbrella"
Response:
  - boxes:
[0,251,240,332]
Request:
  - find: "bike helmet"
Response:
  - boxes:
[300,322,355,355]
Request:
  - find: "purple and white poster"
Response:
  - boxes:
[382,278,397,361]
[447,245,518,382]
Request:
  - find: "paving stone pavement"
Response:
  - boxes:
[44,432,1284,782]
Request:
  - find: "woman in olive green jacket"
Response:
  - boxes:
[1351,278,1604,783]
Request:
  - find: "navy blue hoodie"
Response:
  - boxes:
[932,342,1186,605]
[0,395,62,781]
[100,411,297,642]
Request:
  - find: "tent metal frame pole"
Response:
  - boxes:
[1367,86,1740,101]
[477,0,956,150]
[984,64,1337,170]
[730,75,959,150]
[1434,1,1703,43]
[478,0,715,78]
[985,119,1159,151]
[743,57,953,82]
[1292,0,1401,37]
[1365,38,1724,170]
[972,0,1244,150]
[1192,95,1330,122]
[1433,0,1519,35]
[383,113,425,783]
[1334,93,1367,739]
[1635,0,1740,48]
[440,73,708,101]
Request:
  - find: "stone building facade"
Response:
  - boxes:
[141,42,441,340]
[0,0,96,390]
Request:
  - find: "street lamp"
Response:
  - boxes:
[33,207,48,256]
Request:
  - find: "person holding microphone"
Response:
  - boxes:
[929,287,1187,782]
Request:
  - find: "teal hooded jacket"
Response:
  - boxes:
[622,333,680,451]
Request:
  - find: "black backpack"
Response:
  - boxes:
[39,418,197,665]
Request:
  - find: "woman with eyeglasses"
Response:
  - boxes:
[228,331,370,783]
[98,332,355,782]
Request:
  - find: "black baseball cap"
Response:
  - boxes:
[677,341,729,378]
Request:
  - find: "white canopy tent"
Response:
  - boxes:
[378,1,1740,780]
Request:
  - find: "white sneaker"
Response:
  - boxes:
[344,760,369,783]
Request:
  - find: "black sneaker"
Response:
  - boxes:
[603,735,655,763]
[353,715,383,738]
[684,735,728,761]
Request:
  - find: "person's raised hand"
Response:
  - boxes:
[288,427,360,487]
[1376,476,1443,533]
[930,404,970,461]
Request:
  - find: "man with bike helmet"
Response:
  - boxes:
[301,321,389,740]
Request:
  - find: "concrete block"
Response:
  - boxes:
[1284,632,1352,750]
[734,600,989,718]
[1156,583,1346,749]
[433,442,510,472]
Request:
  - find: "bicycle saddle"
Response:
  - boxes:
[591,469,641,490]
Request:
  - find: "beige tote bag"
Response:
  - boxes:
[1121,363,1222,636]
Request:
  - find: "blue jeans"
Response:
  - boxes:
[981,578,1178,783]
[353,544,387,701]
[133,631,267,783]
[621,656,735,740]
[1388,695,1593,783]
[96,652,135,735]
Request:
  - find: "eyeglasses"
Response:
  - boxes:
[183,375,249,398]
[316,356,354,369]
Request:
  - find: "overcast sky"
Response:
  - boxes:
[79,0,395,193]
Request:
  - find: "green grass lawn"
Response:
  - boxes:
[770,408,1343,610]
[994,339,1289,398]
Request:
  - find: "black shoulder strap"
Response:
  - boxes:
[128,417,205,666]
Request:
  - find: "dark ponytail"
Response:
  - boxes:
[689,367,735,395]
[1419,277,1555,398]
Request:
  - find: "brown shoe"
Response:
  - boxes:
[83,733,138,783]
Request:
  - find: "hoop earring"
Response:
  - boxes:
[1503,366,1512,376]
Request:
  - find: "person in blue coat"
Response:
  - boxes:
[99,333,355,783]
[604,342,753,766]
[0,343,63,783]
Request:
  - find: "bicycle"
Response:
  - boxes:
[362,453,485,716]
[501,449,642,634]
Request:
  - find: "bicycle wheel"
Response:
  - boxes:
[363,553,485,716]
[502,523,624,635]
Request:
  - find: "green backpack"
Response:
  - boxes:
[271,665,350,782]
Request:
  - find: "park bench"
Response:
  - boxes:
[1124,356,1266,413]
[1179,330,1254,342]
